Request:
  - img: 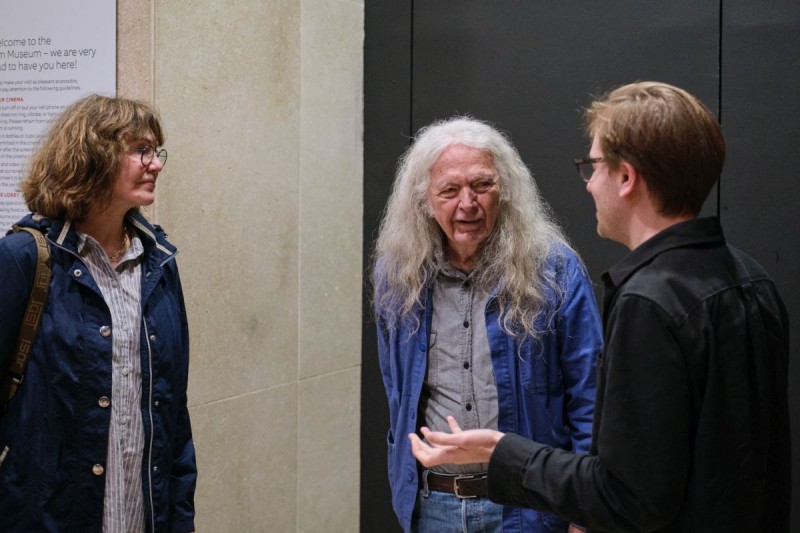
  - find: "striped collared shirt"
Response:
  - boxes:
[77,231,146,533]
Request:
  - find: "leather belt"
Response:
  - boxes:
[424,470,489,499]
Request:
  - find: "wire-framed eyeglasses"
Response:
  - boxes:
[135,146,168,167]
[573,157,603,182]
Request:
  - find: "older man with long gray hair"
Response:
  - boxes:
[372,116,602,533]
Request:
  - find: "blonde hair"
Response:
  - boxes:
[373,116,571,339]
[21,94,165,221]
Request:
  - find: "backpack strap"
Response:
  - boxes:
[1,226,52,408]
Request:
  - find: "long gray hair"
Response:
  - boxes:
[373,116,571,339]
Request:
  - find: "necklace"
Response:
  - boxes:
[108,225,129,262]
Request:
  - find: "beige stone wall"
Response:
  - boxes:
[118,0,363,530]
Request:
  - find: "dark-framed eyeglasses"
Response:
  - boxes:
[135,146,168,167]
[573,157,604,182]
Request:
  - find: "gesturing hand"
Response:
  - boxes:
[409,415,505,467]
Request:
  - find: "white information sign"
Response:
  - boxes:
[0,0,116,231]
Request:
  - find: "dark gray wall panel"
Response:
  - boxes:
[363,2,799,530]
[362,3,412,532]
[720,3,800,530]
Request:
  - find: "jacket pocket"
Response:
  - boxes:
[519,345,564,395]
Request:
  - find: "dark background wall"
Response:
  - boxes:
[362,2,800,530]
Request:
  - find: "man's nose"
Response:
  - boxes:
[457,187,477,206]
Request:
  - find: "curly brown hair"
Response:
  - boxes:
[21,94,165,221]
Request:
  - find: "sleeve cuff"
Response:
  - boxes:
[488,433,546,505]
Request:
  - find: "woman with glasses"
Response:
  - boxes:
[0,95,196,532]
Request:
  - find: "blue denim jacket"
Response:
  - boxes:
[376,248,602,532]
[0,212,195,532]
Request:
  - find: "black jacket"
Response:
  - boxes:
[488,217,791,532]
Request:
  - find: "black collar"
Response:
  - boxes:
[602,217,726,291]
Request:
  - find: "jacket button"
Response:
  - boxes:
[92,464,105,476]
[154,400,160,407]
[98,396,110,408]
[153,465,159,472]
[73,269,82,278]
[99,326,111,337]
[149,334,156,341]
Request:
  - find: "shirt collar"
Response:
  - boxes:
[48,210,176,259]
[603,217,726,290]
[75,230,145,264]
[437,261,474,283]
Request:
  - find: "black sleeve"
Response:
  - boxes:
[487,295,692,532]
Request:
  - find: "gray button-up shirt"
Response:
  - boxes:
[421,264,498,474]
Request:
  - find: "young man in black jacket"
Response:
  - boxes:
[409,81,791,533]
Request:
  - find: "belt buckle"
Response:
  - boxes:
[453,474,478,499]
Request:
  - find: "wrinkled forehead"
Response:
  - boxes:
[430,143,495,173]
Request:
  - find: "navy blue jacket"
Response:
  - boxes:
[376,247,602,532]
[0,212,196,532]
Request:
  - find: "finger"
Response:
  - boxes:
[409,433,435,466]
[408,433,424,456]
[409,432,438,452]
[446,415,463,433]
[424,430,458,447]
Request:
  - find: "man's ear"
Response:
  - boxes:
[617,160,641,198]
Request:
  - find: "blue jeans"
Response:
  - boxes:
[411,484,503,533]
